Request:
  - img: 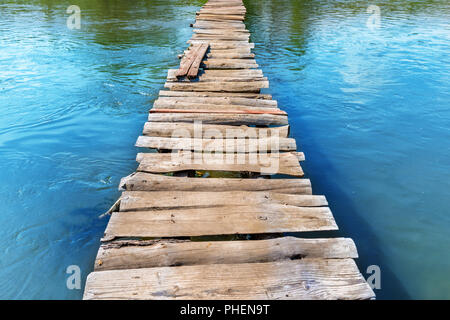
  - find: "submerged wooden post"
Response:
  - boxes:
[83,0,375,300]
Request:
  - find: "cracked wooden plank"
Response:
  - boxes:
[104,204,337,238]
[94,237,358,271]
[119,172,311,194]
[135,151,304,176]
[84,259,375,300]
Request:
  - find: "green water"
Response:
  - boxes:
[0,0,449,299]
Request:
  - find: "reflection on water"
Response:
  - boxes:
[0,0,449,299]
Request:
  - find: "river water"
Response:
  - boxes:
[0,0,449,299]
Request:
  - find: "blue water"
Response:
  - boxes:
[0,0,449,299]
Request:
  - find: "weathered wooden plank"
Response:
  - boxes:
[149,109,284,115]
[94,237,357,271]
[153,101,275,111]
[203,4,245,9]
[136,151,304,176]
[158,90,272,99]
[104,204,337,239]
[155,95,275,107]
[170,75,265,82]
[194,28,250,35]
[175,43,201,77]
[118,191,327,212]
[84,259,375,300]
[203,2,245,7]
[168,69,263,81]
[192,34,250,41]
[202,59,259,69]
[199,8,246,14]
[196,14,245,21]
[135,136,295,152]
[187,43,209,79]
[148,112,287,126]
[192,21,246,30]
[206,52,254,59]
[198,10,246,16]
[170,68,263,76]
[188,40,254,49]
[203,2,244,6]
[119,172,310,194]
[142,122,288,138]
[164,81,267,92]
[205,47,253,54]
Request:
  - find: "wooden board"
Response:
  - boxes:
[119,172,311,194]
[196,14,245,21]
[192,35,249,42]
[142,122,288,138]
[148,112,287,126]
[135,151,304,176]
[202,59,259,69]
[154,95,276,107]
[158,90,272,99]
[192,21,246,30]
[84,259,375,300]
[150,102,276,115]
[118,191,327,212]
[164,81,267,92]
[206,52,254,59]
[168,69,264,81]
[103,205,337,239]
[198,8,246,14]
[187,43,209,79]
[94,237,358,270]
[176,43,201,77]
[188,40,255,49]
[194,29,250,35]
[135,136,296,152]
[169,73,264,82]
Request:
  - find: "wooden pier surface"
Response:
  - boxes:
[83,0,375,300]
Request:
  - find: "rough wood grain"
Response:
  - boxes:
[192,35,249,42]
[148,112,287,126]
[194,28,250,35]
[188,40,255,49]
[135,151,304,176]
[153,102,277,112]
[135,136,296,152]
[202,59,259,69]
[168,69,264,81]
[84,259,375,300]
[165,80,267,92]
[118,190,327,212]
[170,72,264,82]
[155,95,275,107]
[104,204,337,239]
[206,52,254,59]
[187,43,209,79]
[192,21,246,30]
[158,90,272,99]
[196,14,245,21]
[94,237,357,271]
[176,43,201,77]
[119,172,311,194]
[142,122,288,138]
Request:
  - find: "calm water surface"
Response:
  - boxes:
[0,0,449,299]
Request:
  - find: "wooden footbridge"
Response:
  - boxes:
[83,0,375,300]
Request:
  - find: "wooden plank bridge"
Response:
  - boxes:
[83,0,375,300]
